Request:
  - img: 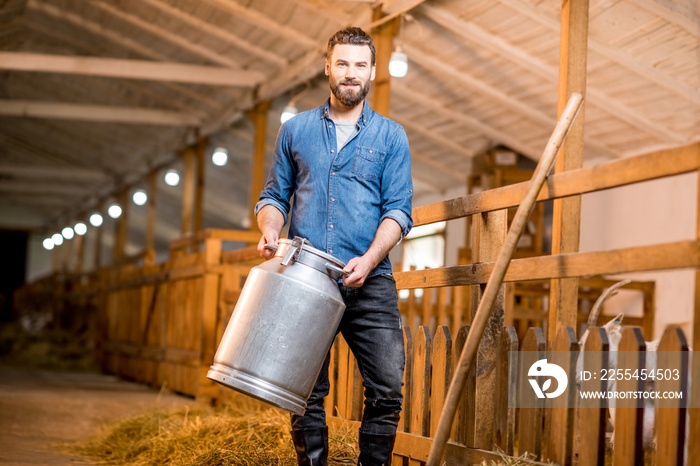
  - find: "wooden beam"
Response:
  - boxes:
[371,7,399,117]
[248,102,271,231]
[404,44,617,159]
[0,52,265,86]
[392,84,542,159]
[549,0,589,345]
[136,0,287,67]
[419,3,687,144]
[411,143,699,226]
[113,190,129,262]
[0,164,109,182]
[199,0,317,48]
[496,0,700,104]
[181,148,196,236]
[194,138,207,234]
[0,181,94,196]
[0,100,201,125]
[94,203,104,270]
[146,172,157,252]
[394,239,700,289]
[24,13,223,110]
[627,0,700,37]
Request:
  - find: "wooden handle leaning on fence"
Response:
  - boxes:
[425,92,584,466]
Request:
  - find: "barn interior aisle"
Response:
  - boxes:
[0,364,193,465]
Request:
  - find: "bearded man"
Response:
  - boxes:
[255,26,413,466]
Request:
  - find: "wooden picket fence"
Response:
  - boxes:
[325,322,691,465]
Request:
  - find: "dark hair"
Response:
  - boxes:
[326,27,376,65]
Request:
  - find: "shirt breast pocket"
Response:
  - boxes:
[352,146,385,181]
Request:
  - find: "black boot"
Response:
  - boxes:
[291,427,328,466]
[357,431,396,466]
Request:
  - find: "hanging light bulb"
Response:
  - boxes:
[164,169,180,187]
[212,147,228,166]
[74,222,87,235]
[89,213,103,227]
[62,226,74,239]
[280,105,298,124]
[389,49,408,78]
[52,233,64,246]
[132,189,148,206]
[43,238,54,250]
[108,204,122,219]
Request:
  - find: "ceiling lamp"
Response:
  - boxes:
[212,147,228,167]
[43,238,54,250]
[280,105,298,124]
[164,169,180,187]
[62,226,74,240]
[133,189,148,206]
[74,222,88,235]
[51,233,64,246]
[389,49,408,78]
[108,204,122,219]
[89,213,103,227]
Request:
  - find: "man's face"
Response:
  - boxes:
[325,44,376,108]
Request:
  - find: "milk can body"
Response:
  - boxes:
[207,238,346,415]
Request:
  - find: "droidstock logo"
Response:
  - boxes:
[528,359,568,399]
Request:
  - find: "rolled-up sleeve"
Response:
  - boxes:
[254,124,296,224]
[379,126,413,239]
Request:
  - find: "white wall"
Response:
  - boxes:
[580,172,697,340]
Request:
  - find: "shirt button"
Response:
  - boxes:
[329,249,333,253]
[331,149,334,153]
[328,125,332,128]
[369,149,373,153]
[330,224,334,228]
[331,198,335,202]
[332,172,336,175]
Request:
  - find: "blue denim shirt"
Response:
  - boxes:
[255,99,413,277]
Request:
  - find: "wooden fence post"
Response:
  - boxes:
[471,208,507,448]
[613,327,646,466]
[577,327,609,466]
[518,327,546,459]
[399,326,413,433]
[411,326,432,436]
[430,326,452,436]
[494,326,518,455]
[453,325,472,444]
[656,326,689,465]
[547,327,578,464]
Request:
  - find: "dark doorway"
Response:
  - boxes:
[0,230,28,321]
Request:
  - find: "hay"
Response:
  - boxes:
[67,396,359,465]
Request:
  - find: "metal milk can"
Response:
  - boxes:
[207,237,347,415]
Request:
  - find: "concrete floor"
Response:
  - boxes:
[0,365,194,465]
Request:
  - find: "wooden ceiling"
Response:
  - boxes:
[0,0,698,256]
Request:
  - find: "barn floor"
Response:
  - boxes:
[0,364,194,465]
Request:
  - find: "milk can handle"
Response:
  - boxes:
[263,244,278,252]
[325,263,350,278]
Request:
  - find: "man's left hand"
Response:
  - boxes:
[342,256,374,287]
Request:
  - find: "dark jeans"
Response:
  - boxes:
[290,274,405,436]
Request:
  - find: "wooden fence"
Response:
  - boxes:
[12,143,700,464]
[325,322,691,465]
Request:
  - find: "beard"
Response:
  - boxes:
[329,78,371,108]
